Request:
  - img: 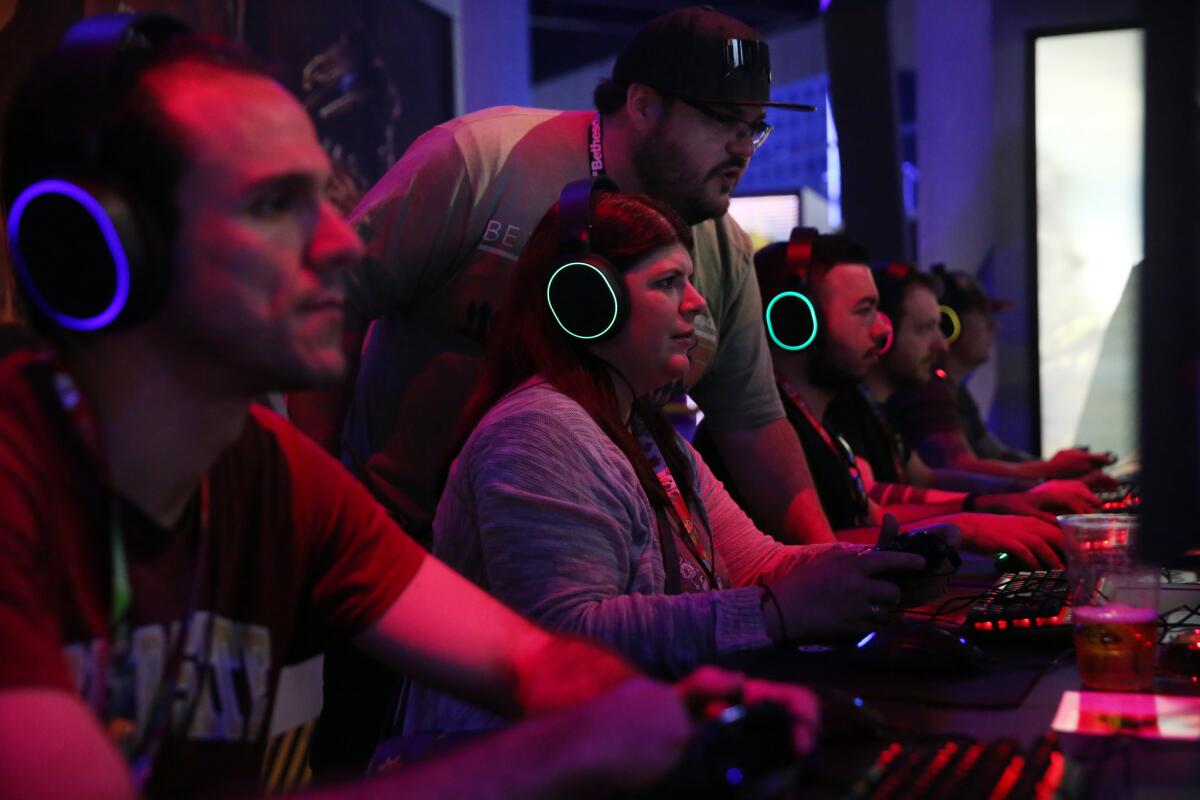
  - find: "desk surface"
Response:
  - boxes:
[736,557,1200,798]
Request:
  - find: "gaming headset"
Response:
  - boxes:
[4,13,191,332]
[929,264,962,344]
[762,226,821,351]
[871,260,925,356]
[545,176,629,342]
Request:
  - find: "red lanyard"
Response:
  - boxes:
[632,418,717,588]
[778,378,871,523]
[778,378,841,460]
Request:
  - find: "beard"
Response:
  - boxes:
[631,122,745,225]
[806,338,873,392]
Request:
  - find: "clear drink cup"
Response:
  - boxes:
[1057,514,1137,605]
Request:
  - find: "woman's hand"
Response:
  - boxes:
[764,543,928,640]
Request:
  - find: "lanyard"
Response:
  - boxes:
[631,418,718,589]
[856,384,908,479]
[588,113,605,177]
[41,355,212,790]
[777,378,871,524]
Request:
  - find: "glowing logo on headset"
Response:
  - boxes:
[938,304,962,345]
[877,312,894,355]
[7,179,132,331]
[546,261,619,340]
[765,291,818,351]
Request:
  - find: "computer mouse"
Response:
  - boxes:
[850,621,984,674]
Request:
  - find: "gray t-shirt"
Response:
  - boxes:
[341,106,783,531]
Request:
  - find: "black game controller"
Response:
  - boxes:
[873,521,962,603]
[645,702,795,799]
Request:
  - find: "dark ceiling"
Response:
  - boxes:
[530,0,822,83]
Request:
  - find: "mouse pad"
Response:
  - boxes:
[722,644,1049,709]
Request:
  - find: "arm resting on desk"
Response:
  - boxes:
[355,556,638,718]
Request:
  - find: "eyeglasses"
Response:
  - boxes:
[676,96,773,149]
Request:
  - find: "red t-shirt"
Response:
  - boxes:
[0,349,427,797]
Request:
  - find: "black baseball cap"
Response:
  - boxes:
[611,6,815,112]
[931,264,1013,315]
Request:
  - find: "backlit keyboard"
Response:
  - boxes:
[965,570,1072,633]
[845,733,1065,800]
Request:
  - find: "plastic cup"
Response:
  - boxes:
[1073,602,1158,691]
[1057,514,1137,604]
[1075,563,1156,695]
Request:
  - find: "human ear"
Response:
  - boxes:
[625,83,667,134]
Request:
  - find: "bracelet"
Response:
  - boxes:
[962,492,979,512]
[758,582,789,643]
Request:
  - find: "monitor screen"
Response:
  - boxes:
[1033,28,1143,461]
[727,194,801,253]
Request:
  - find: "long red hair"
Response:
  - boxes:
[450,190,698,514]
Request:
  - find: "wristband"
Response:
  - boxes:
[758,582,788,642]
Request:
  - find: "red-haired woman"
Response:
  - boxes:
[407,190,939,732]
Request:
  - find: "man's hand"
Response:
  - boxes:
[1026,479,1100,511]
[346,678,693,800]
[950,512,1064,569]
[1079,468,1121,492]
[558,677,695,791]
[976,479,1099,523]
[1044,447,1116,479]
[675,666,821,756]
[764,544,928,639]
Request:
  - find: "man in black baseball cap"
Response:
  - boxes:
[306,4,835,556]
[596,5,814,224]
[302,6,842,763]
[610,5,815,112]
[934,265,1025,463]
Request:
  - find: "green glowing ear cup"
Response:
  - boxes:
[546,259,628,341]
[765,290,818,350]
[939,304,962,344]
[547,176,626,342]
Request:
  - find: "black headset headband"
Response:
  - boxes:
[761,226,820,352]
[558,175,619,256]
[546,177,628,342]
[5,13,192,333]
[785,226,817,286]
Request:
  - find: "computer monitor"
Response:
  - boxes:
[1137,2,1199,567]
[1030,18,1199,567]
[727,193,801,253]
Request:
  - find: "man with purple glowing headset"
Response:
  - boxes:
[0,14,824,798]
